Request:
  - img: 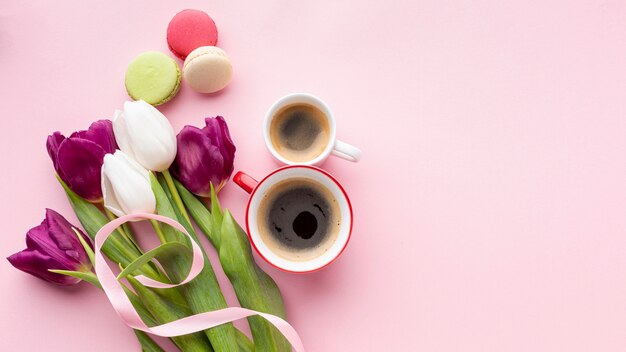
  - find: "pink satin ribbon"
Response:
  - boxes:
[94,212,304,351]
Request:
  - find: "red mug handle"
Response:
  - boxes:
[233,171,258,194]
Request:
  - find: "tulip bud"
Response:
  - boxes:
[113,100,177,172]
[46,120,118,202]
[7,209,93,286]
[171,116,236,196]
[102,150,156,217]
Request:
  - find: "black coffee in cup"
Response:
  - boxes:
[257,178,341,261]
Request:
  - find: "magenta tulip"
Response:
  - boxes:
[172,116,236,197]
[7,209,93,286]
[47,120,118,202]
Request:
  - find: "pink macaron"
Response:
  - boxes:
[167,9,218,60]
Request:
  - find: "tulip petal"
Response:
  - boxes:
[101,174,125,217]
[44,209,92,264]
[46,132,67,178]
[70,119,118,154]
[172,126,225,197]
[205,116,236,177]
[56,138,107,202]
[47,121,117,202]
[113,109,135,160]
[7,250,81,286]
[23,210,90,270]
[8,210,92,286]
[117,100,177,171]
[25,221,66,265]
[102,151,156,217]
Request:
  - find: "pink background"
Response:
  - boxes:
[2,1,626,351]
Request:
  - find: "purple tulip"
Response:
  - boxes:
[47,120,118,202]
[172,116,236,197]
[7,209,93,286]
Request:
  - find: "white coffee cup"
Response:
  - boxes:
[264,93,362,165]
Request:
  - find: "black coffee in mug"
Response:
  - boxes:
[257,178,341,262]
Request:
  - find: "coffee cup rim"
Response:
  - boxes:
[264,93,337,166]
[244,165,352,273]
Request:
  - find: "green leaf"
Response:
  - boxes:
[209,183,224,246]
[235,329,254,352]
[175,179,220,247]
[134,331,166,352]
[220,210,291,352]
[123,286,158,328]
[49,270,101,289]
[72,227,95,267]
[117,242,190,280]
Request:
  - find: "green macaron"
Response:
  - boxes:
[125,51,181,106]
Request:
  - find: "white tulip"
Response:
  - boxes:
[113,100,177,172]
[102,150,156,217]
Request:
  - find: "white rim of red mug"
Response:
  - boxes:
[233,165,353,273]
[263,93,362,166]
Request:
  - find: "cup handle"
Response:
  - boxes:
[332,139,362,162]
[233,171,258,194]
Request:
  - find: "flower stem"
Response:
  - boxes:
[105,208,143,251]
[149,220,167,244]
[162,170,192,225]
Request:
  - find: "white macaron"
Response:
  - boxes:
[183,46,233,93]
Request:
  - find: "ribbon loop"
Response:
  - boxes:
[94,212,304,352]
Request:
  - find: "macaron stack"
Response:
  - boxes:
[124,9,233,105]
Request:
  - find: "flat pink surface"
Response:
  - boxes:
[2,1,626,351]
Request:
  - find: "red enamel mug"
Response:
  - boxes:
[233,165,353,273]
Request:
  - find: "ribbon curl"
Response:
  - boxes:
[94,212,304,351]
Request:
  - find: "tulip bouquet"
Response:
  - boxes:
[8,100,291,352]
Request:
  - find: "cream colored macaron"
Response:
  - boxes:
[183,46,233,93]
